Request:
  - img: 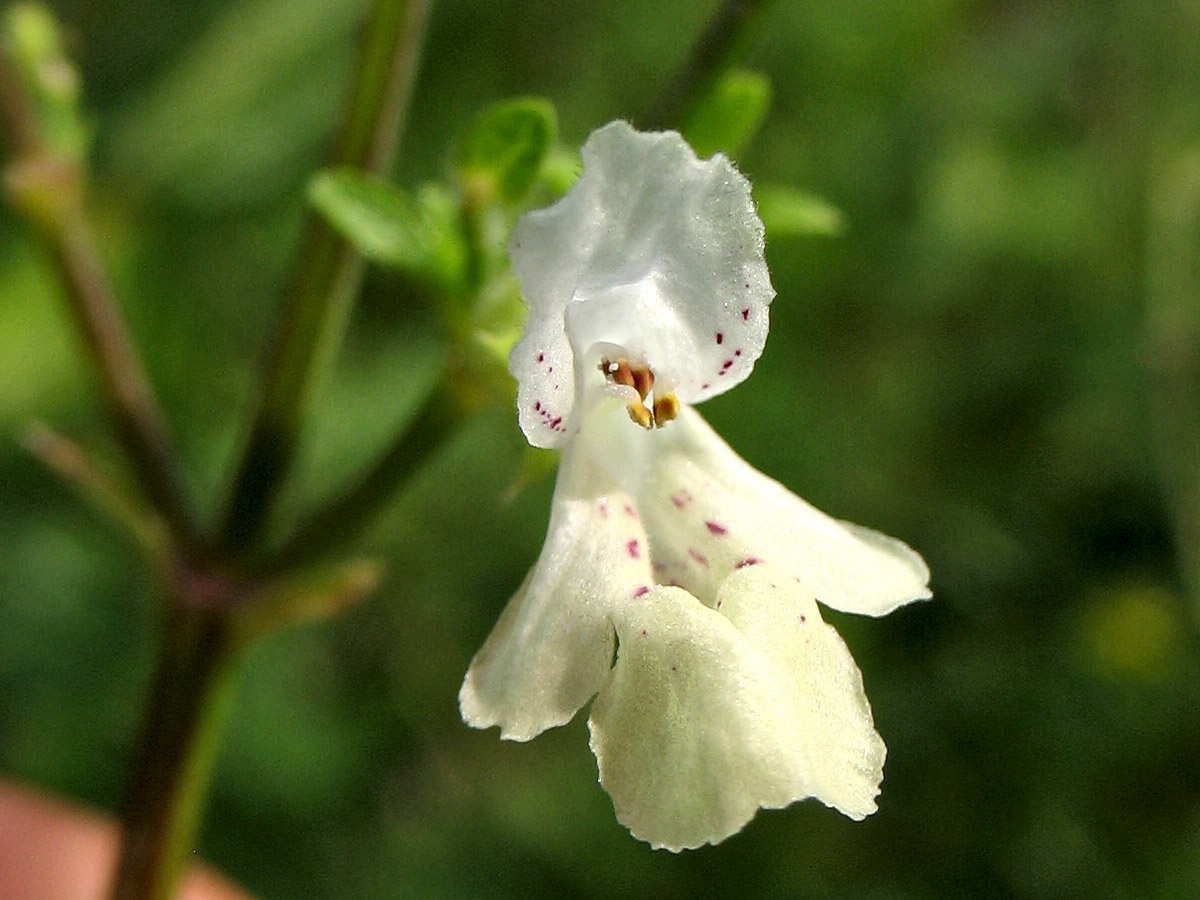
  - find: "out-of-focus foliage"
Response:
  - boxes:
[2,2,89,161]
[453,97,556,205]
[754,183,845,238]
[3,0,1200,898]
[308,169,466,291]
[680,68,771,160]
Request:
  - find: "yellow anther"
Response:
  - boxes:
[627,401,653,429]
[652,392,680,427]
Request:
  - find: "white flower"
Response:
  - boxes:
[460,121,931,851]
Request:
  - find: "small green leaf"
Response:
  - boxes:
[308,168,461,286]
[537,146,582,199]
[236,558,383,641]
[682,69,771,159]
[456,98,557,204]
[754,183,845,238]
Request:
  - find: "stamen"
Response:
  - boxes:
[627,402,653,429]
[631,366,654,400]
[652,392,679,426]
[613,359,636,389]
[600,356,676,430]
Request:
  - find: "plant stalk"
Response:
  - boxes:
[108,598,241,900]
[263,367,463,573]
[0,54,199,546]
[217,0,434,553]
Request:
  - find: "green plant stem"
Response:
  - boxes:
[22,422,169,557]
[0,56,199,547]
[641,0,771,130]
[109,598,241,900]
[49,205,201,542]
[262,368,464,574]
[218,0,434,553]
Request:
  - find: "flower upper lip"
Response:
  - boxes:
[507,120,775,448]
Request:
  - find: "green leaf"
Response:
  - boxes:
[681,69,771,159]
[308,168,462,287]
[235,558,383,641]
[536,145,582,199]
[456,98,557,204]
[754,183,845,238]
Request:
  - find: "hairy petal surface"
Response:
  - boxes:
[637,405,931,615]
[716,566,886,819]
[588,586,809,851]
[459,414,654,741]
[508,121,774,448]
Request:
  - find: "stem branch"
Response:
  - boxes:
[0,55,199,546]
[218,0,434,552]
[264,368,461,573]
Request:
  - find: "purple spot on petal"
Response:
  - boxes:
[734,348,742,357]
[715,332,724,345]
[624,504,638,518]
[627,539,641,559]
[735,556,761,569]
[688,548,709,567]
[741,307,750,320]
[799,614,807,623]
[705,520,727,536]
[536,352,544,362]
[671,490,692,509]
[633,585,650,598]
[701,382,711,390]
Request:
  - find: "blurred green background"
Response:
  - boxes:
[4,0,1200,897]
